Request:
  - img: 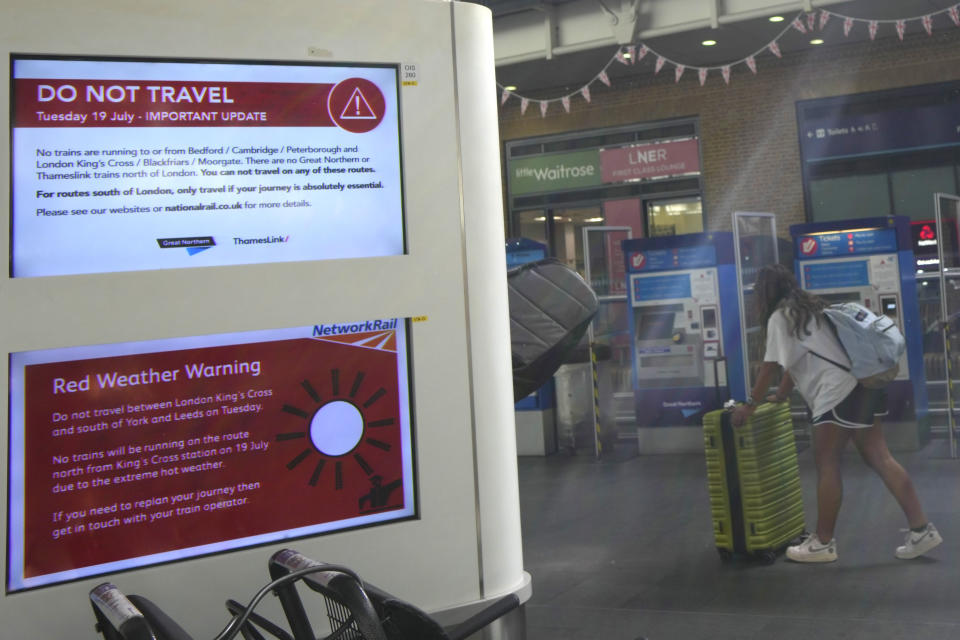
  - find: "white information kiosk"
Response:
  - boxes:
[1,0,529,637]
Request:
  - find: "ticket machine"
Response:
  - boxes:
[623,232,746,452]
[791,216,929,449]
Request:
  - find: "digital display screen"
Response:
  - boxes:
[801,261,870,290]
[10,55,404,277]
[631,273,693,302]
[882,297,899,319]
[637,312,675,342]
[702,308,716,329]
[7,320,415,591]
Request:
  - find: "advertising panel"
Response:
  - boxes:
[7,320,415,591]
[11,56,404,277]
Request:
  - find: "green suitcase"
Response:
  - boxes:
[703,402,805,563]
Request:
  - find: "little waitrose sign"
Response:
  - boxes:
[508,149,601,196]
[600,138,700,183]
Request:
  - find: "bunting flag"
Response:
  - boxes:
[497,6,960,116]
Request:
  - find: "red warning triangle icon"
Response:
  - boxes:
[339,88,378,120]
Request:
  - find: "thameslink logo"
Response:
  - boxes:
[313,319,399,336]
[233,235,289,245]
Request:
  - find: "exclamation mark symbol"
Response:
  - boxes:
[355,95,361,116]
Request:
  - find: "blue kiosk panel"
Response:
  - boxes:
[791,216,929,448]
[506,238,555,411]
[622,232,746,427]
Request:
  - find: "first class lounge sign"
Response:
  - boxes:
[600,138,700,183]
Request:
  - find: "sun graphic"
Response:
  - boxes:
[274,329,403,513]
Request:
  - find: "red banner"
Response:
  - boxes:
[600,138,700,183]
[13,78,386,129]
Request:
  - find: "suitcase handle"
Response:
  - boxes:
[712,356,728,406]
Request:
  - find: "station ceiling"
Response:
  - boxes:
[460,0,960,96]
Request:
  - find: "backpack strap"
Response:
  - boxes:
[808,349,851,372]
[803,310,852,373]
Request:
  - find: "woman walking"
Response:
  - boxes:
[732,264,941,563]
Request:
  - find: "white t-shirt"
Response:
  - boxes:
[763,307,857,418]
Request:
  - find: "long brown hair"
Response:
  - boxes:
[754,263,825,339]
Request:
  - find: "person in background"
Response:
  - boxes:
[732,264,941,563]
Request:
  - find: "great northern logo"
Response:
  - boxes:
[800,237,818,256]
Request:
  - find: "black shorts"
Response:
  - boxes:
[811,384,888,429]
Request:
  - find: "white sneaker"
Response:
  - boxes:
[896,523,942,559]
[786,533,837,563]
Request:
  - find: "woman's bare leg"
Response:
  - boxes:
[851,422,927,528]
[813,422,853,541]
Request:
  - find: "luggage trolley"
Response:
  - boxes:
[89,550,522,640]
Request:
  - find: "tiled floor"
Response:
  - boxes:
[517,436,960,640]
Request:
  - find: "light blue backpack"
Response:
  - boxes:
[811,302,905,388]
